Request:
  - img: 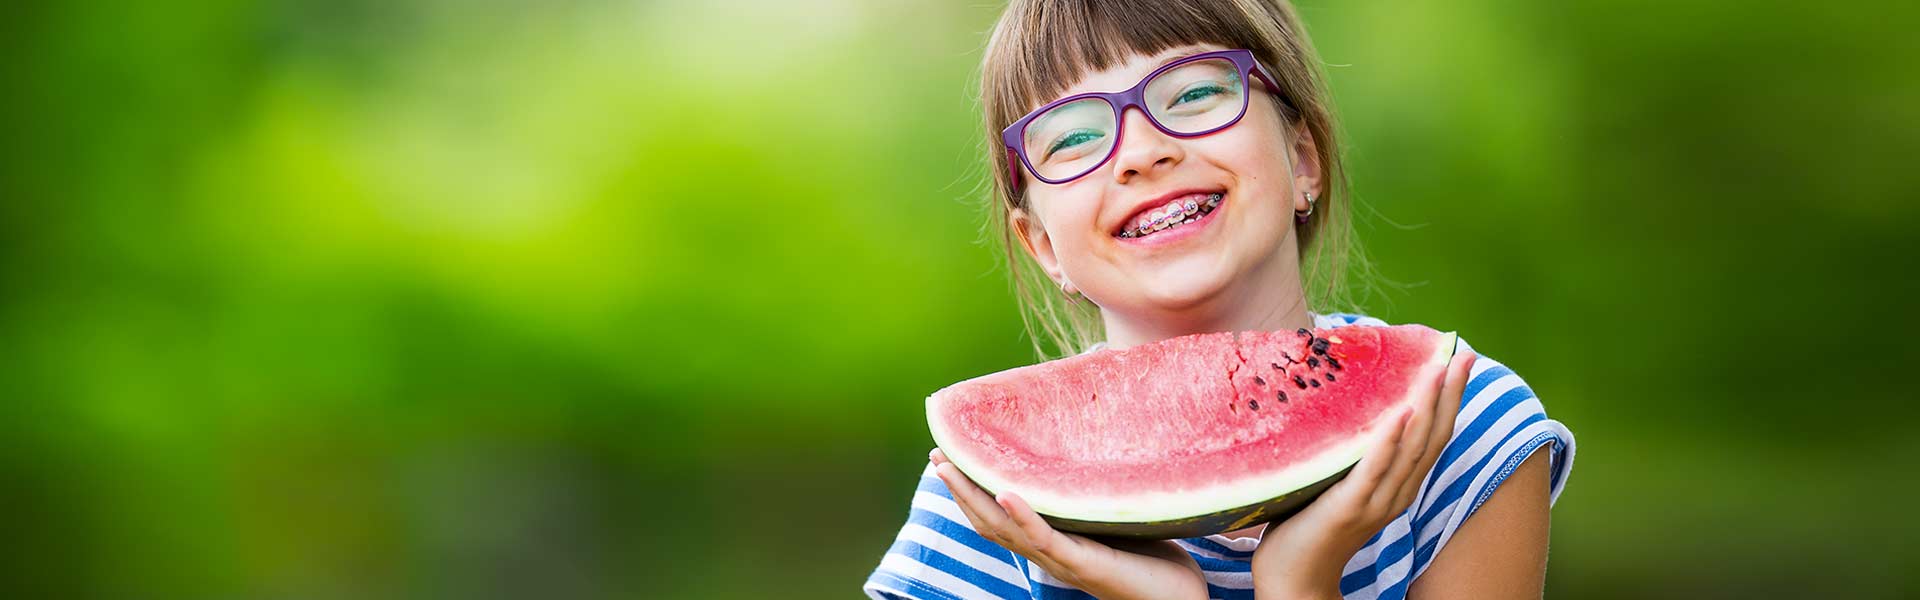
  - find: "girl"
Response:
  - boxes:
[866,1,1575,598]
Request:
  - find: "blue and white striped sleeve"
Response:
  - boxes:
[1407,340,1577,580]
[865,464,1035,600]
[1331,336,1577,600]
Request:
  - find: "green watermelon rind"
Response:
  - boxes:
[1037,463,1352,540]
[927,330,1458,540]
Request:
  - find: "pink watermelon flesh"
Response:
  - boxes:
[927,324,1455,538]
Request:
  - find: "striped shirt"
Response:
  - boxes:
[864,313,1577,600]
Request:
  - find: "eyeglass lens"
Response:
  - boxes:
[1019,57,1247,182]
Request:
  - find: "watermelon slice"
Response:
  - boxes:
[926,324,1457,539]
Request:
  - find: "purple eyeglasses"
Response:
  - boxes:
[1001,48,1282,189]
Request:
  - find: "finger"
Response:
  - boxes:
[1391,351,1477,511]
[935,462,1021,546]
[1374,351,1459,511]
[1420,352,1473,467]
[998,492,1083,570]
[1348,408,1411,491]
[933,464,990,529]
[930,448,948,466]
[1370,400,1433,513]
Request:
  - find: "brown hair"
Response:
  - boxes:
[979,0,1372,359]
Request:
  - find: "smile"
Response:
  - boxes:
[1117,193,1224,239]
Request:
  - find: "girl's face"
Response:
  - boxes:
[1012,44,1322,339]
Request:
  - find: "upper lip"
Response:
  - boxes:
[1112,187,1224,236]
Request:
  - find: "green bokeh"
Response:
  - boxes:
[4,1,1916,598]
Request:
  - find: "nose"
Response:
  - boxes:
[1109,107,1184,185]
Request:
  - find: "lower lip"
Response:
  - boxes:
[1115,195,1226,248]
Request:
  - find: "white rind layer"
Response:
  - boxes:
[928,332,1457,524]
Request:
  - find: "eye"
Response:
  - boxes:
[1172,84,1228,106]
[1046,128,1106,158]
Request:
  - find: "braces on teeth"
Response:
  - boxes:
[1119,193,1224,239]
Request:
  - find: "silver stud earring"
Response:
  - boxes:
[1294,192,1316,224]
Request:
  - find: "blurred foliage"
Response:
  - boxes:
[2,0,1917,598]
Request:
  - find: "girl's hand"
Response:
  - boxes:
[930,449,1209,600]
[1251,351,1477,600]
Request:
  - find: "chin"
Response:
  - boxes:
[1132,266,1236,313]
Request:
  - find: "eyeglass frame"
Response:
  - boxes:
[1000,48,1285,190]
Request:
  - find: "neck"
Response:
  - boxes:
[1098,257,1315,350]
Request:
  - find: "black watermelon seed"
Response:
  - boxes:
[1307,356,1320,369]
[1276,390,1288,403]
[1310,378,1321,388]
[1254,376,1266,386]
[1312,339,1330,354]
[1326,373,1336,382]
[1293,375,1307,388]
[1296,328,1310,337]
[1328,357,1343,370]
[1249,399,1260,411]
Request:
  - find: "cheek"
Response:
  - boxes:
[1223,127,1293,180]
[1030,191,1103,250]
[1207,124,1297,206]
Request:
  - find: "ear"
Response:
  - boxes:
[1289,122,1324,212]
[1009,207,1073,293]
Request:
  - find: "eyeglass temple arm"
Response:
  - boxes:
[1249,64,1294,112]
[1006,147,1024,192]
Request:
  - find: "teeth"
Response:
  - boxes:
[1121,193,1224,239]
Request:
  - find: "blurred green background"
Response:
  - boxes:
[4,0,1917,598]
